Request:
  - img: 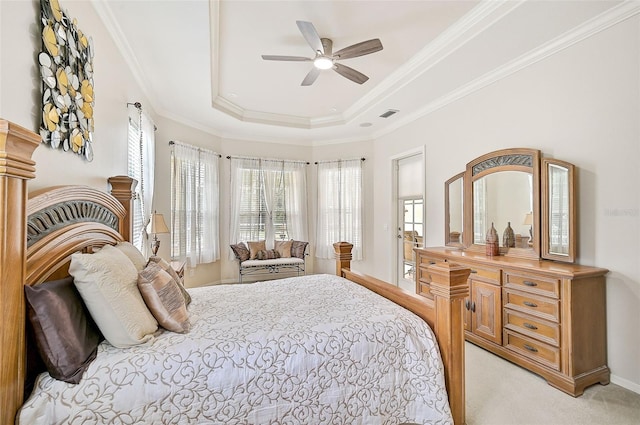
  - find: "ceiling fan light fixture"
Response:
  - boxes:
[313,56,333,70]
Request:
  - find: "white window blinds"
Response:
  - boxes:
[127,105,155,256]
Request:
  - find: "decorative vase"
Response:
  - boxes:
[503,222,515,248]
[485,223,499,257]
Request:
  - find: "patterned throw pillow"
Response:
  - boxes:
[247,240,266,260]
[147,256,192,306]
[274,240,293,258]
[230,242,250,262]
[256,249,280,260]
[291,240,309,259]
[138,262,190,334]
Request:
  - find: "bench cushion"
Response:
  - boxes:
[241,258,304,267]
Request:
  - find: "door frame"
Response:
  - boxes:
[390,146,426,287]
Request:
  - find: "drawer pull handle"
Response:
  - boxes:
[470,269,478,274]
[523,344,539,353]
[523,281,537,287]
[429,261,436,265]
[523,301,538,308]
[465,300,471,311]
[523,323,538,330]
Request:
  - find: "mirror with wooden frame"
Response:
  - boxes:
[445,172,464,247]
[541,158,576,262]
[463,148,541,260]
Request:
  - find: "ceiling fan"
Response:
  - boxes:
[261,20,383,86]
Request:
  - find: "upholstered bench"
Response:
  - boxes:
[230,240,308,283]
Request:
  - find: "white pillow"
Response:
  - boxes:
[114,241,147,272]
[69,244,158,347]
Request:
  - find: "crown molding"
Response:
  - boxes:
[368,0,640,143]
[91,0,159,115]
[208,0,521,129]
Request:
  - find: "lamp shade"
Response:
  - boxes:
[523,212,533,225]
[149,212,169,235]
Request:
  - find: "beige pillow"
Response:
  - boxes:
[147,256,191,305]
[114,241,147,272]
[138,262,190,333]
[69,244,158,348]
[247,240,266,260]
[274,240,292,258]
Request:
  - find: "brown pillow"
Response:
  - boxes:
[147,256,191,306]
[257,249,280,260]
[274,240,293,258]
[138,262,190,333]
[24,276,103,384]
[230,242,250,262]
[247,240,266,260]
[291,240,309,259]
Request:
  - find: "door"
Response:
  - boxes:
[394,153,424,289]
[470,280,502,344]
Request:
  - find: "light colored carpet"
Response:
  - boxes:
[465,342,640,424]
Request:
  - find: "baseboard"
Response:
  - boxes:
[611,374,640,395]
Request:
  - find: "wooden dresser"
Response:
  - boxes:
[416,247,609,396]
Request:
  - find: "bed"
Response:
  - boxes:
[0,119,470,425]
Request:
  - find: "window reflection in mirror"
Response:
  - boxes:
[473,171,533,246]
[548,164,570,255]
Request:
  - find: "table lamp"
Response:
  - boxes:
[149,211,169,255]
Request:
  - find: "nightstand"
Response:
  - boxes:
[170,259,186,284]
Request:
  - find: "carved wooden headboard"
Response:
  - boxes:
[0,119,137,425]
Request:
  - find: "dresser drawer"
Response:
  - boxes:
[418,282,434,299]
[504,272,560,298]
[503,289,560,322]
[465,264,500,285]
[505,330,560,371]
[504,309,560,347]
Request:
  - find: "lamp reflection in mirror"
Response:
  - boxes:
[523,212,533,246]
[148,211,170,255]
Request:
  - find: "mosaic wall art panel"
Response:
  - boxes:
[39,0,95,161]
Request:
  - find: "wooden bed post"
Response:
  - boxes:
[0,120,40,425]
[427,261,470,425]
[333,241,353,276]
[333,241,470,425]
[107,175,137,242]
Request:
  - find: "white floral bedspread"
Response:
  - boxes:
[19,274,452,425]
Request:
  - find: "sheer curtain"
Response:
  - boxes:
[316,159,363,260]
[171,142,219,266]
[229,157,308,255]
[127,104,155,257]
[283,161,308,242]
[229,157,263,251]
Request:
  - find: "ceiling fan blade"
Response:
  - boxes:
[333,63,369,84]
[333,39,383,60]
[301,67,321,86]
[296,21,324,54]
[261,55,311,62]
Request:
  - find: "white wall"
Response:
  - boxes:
[0,0,156,192]
[369,15,640,392]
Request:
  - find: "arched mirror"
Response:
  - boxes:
[464,148,540,259]
[445,172,464,246]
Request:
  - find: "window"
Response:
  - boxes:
[229,158,307,249]
[170,142,220,266]
[315,159,363,260]
[127,106,155,255]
